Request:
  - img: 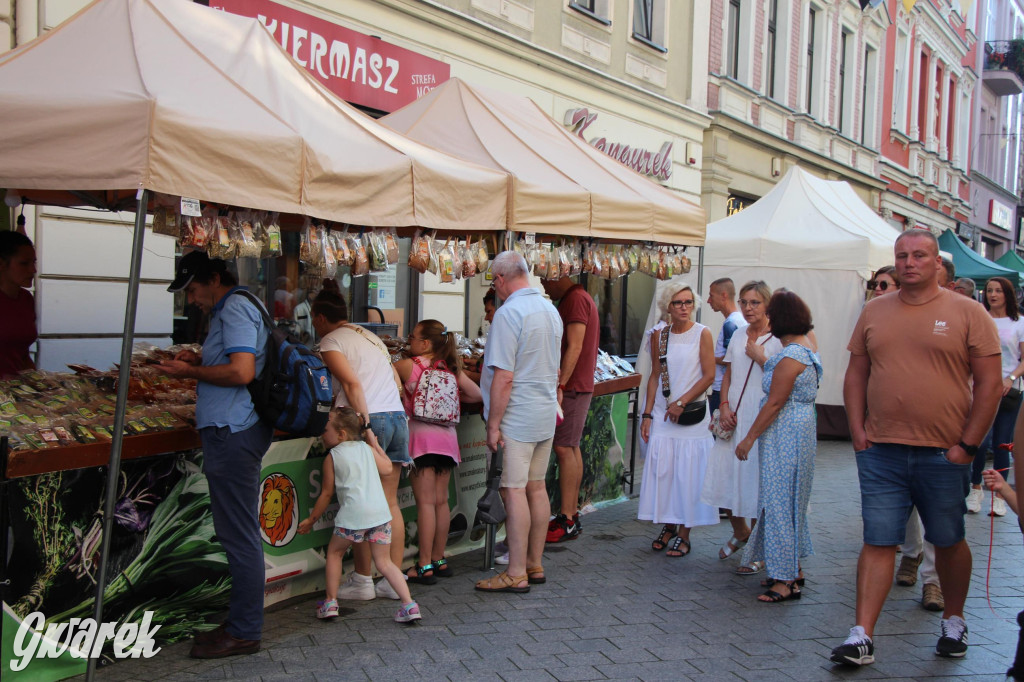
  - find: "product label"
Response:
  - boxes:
[181,197,202,217]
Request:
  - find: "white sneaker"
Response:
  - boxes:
[992,496,1008,517]
[336,572,375,601]
[375,577,402,600]
[495,552,509,565]
[966,488,983,514]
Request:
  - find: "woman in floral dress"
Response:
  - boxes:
[735,290,822,603]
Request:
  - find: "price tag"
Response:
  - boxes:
[180,197,202,217]
[524,233,536,245]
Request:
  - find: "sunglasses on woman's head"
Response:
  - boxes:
[867,280,891,291]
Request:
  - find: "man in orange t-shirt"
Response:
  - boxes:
[830,230,1001,668]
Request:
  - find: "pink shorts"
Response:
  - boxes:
[334,522,392,544]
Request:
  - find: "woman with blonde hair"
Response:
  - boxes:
[701,281,783,571]
[639,284,718,557]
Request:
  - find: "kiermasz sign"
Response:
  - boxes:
[563,108,673,181]
[214,0,450,112]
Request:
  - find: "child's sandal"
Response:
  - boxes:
[432,557,454,577]
[406,562,437,585]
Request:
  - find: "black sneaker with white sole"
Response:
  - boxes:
[830,626,875,666]
[936,616,968,658]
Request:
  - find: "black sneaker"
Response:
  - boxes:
[830,626,875,666]
[936,616,968,658]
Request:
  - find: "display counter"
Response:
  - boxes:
[0,373,640,681]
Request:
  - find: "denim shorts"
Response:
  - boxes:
[855,443,971,548]
[369,411,412,465]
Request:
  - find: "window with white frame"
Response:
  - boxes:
[727,0,741,79]
[632,0,666,49]
[861,46,878,147]
[804,6,818,114]
[892,29,909,132]
[837,29,855,136]
[767,0,792,103]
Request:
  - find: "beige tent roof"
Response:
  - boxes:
[382,78,705,246]
[0,0,509,230]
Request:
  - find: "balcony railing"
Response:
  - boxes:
[984,40,1024,96]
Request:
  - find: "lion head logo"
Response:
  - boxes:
[259,473,298,547]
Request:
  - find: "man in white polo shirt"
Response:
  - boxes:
[476,251,563,593]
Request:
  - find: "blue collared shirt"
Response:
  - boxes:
[195,287,269,432]
[481,287,563,443]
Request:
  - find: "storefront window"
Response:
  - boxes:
[581,270,657,358]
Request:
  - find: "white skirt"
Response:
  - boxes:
[638,422,719,527]
[700,435,760,519]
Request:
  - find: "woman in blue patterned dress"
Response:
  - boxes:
[734,290,822,603]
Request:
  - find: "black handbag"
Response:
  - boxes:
[476,447,506,525]
[677,400,707,426]
[1001,387,1023,412]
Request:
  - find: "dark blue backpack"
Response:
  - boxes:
[232,290,333,437]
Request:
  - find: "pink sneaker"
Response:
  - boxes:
[394,602,422,623]
[316,599,339,619]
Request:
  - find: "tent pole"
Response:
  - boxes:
[85,189,148,681]
[696,246,704,323]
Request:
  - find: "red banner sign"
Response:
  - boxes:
[213,0,450,112]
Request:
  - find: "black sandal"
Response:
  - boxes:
[761,576,806,588]
[432,558,454,577]
[652,525,675,551]
[666,536,691,558]
[406,562,437,585]
[759,581,801,603]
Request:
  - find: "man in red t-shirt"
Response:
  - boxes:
[541,276,599,542]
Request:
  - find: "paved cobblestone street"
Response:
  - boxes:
[91,440,1024,681]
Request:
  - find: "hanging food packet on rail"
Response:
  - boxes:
[461,240,477,278]
[408,230,431,274]
[438,238,456,284]
[206,211,235,260]
[234,211,262,259]
[385,228,400,265]
[369,229,389,272]
[262,212,282,257]
[427,233,440,275]
[323,227,338,279]
[351,235,370,277]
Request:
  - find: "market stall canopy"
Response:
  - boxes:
[995,250,1024,281]
[938,230,1022,286]
[381,78,705,245]
[0,0,510,230]
[701,166,902,407]
[702,166,899,277]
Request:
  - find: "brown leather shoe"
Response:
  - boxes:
[192,624,226,646]
[189,629,260,659]
[895,553,923,586]
[922,583,945,612]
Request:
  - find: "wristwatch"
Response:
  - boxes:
[675,399,683,407]
[958,441,979,457]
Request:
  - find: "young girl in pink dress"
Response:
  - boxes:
[394,319,482,583]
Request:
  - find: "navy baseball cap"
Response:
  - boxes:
[168,250,215,292]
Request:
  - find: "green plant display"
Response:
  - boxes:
[13,473,75,617]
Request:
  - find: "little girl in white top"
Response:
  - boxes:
[298,407,421,623]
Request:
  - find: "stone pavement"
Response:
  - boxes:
[89,440,1024,681]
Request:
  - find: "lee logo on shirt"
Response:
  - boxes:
[933,320,949,335]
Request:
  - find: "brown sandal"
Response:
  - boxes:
[526,566,546,584]
[475,571,530,593]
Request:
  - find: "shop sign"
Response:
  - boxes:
[727,194,758,216]
[213,0,450,112]
[563,108,673,181]
[990,199,1014,231]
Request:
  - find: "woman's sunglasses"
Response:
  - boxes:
[867,280,891,292]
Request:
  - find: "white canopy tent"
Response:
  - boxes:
[698,166,900,407]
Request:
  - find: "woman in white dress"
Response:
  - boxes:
[639,284,718,557]
[701,281,782,569]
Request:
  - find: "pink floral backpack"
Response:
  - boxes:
[410,357,461,426]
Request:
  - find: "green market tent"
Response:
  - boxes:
[995,250,1024,280]
[938,229,1022,286]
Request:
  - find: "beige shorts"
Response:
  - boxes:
[501,437,554,488]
